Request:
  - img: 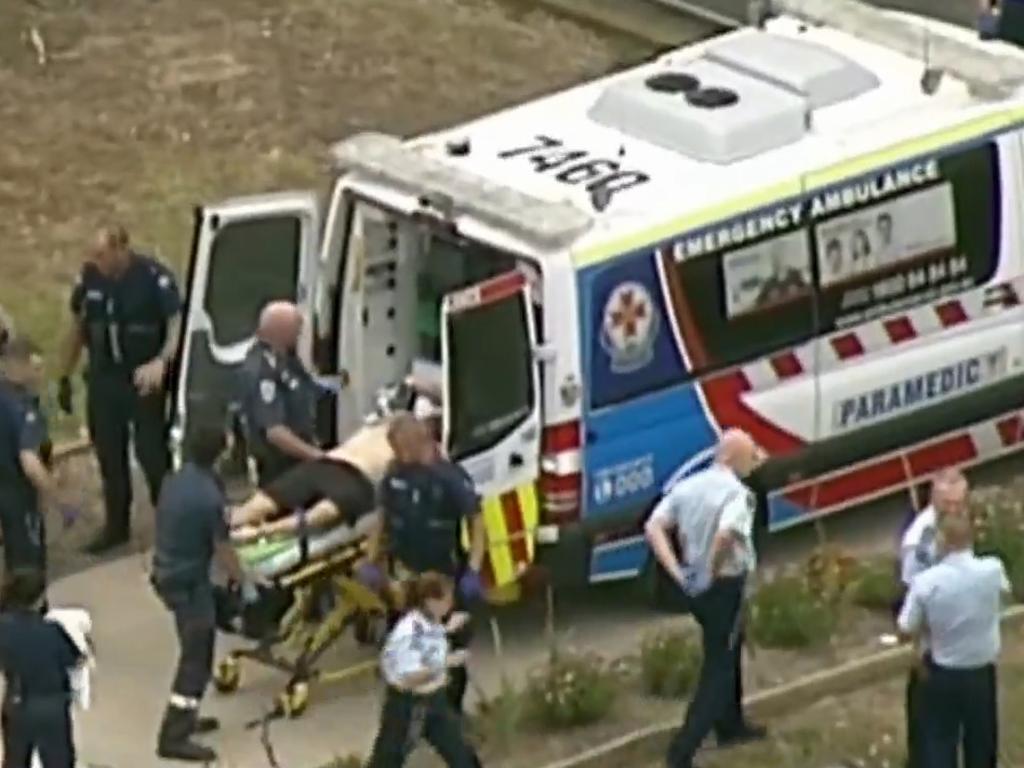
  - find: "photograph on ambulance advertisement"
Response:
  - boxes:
[721,229,811,318]
[815,182,957,288]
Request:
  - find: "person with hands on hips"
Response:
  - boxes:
[57,225,180,554]
[368,412,487,714]
[645,429,768,768]
[150,425,262,763]
[367,571,482,768]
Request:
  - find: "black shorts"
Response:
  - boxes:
[263,459,375,525]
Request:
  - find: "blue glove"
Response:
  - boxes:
[458,570,484,603]
[355,561,387,593]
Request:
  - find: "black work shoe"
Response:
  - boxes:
[84,530,130,555]
[717,723,768,748]
[157,706,218,763]
[192,715,220,734]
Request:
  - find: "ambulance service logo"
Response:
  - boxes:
[600,281,659,374]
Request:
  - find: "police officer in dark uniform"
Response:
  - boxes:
[369,413,486,714]
[0,567,82,768]
[58,225,180,554]
[0,338,66,577]
[151,424,256,762]
[237,301,322,486]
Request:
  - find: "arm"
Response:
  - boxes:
[19,451,58,507]
[711,491,754,579]
[468,513,486,574]
[59,320,85,379]
[709,529,742,579]
[644,495,686,586]
[364,511,385,563]
[266,425,323,462]
[214,540,247,584]
[896,582,924,643]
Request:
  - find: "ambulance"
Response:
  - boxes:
[173,0,1024,598]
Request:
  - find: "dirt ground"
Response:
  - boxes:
[0,0,648,436]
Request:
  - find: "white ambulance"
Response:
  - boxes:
[174,0,1024,595]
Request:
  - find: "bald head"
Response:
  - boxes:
[257,301,302,352]
[90,225,132,277]
[386,412,433,465]
[715,428,764,478]
[938,506,973,552]
[932,468,969,522]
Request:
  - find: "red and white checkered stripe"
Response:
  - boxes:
[781,410,1024,515]
[742,280,1022,389]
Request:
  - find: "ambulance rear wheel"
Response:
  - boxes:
[213,658,241,694]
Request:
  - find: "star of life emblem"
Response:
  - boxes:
[260,380,276,404]
[599,281,659,374]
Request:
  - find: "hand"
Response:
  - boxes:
[132,358,166,396]
[446,611,471,634]
[458,570,484,603]
[446,649,469,668]
[355,561,387,593]
[57,377,73,416]
[231,525,261,544]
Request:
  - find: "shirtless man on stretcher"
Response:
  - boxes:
[229,381,441,543]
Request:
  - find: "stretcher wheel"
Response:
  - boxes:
[278,681,309,718]
[213,658,241,694]
[354,612,387,647]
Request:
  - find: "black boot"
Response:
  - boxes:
[192,714,220,734]
[157,705,218,762]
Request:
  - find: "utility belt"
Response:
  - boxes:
[925,655,997,675]
[4,679,70,709]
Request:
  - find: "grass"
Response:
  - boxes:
[0,0,649,439]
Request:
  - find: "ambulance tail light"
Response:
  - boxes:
[539,421,582,526]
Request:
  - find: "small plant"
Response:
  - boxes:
[470,675,525,751]
[639,628,701,698]
[523,649,617,729]
[749,574,838,649]
[972,489,1024,602]
[804,544,859,606]
[847,557,902,613]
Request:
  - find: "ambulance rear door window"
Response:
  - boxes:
[812,143,1000,330]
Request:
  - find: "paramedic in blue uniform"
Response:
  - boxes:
[897,507,1009,768]
[369,412,486,715]
[0,338,63,576]
[238,301,322,485]
[896,468,969,768]
[150,424,255,763]
[367,571,482,768]
[57,225,180,554]
[645,428,768,768]
[0,567,82,768]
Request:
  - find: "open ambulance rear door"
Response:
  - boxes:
[172,192,322,460]
[441,271,543,601]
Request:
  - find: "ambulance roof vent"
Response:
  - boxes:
[704,32,880,109]
[589,57,809,164]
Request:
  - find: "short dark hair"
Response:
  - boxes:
[183,426,227,468]
[1,568,46,611]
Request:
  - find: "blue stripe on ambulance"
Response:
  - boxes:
[577,248,718,581]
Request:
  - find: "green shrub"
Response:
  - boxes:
[847,557,902,612]
[803,545,859,605]
[639,628,701,698]
[470,676,525,750]
[973,490,1024,602]
[523,649,617,729]
[748,574,838,649]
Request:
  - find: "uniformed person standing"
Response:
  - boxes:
[0,339,68,577]
[58,225,180,554]
[645,429,768,768]
[237,301,322,486]
[151,425,255,762]
[896,468,968,768]
[367,571,482,768]
[897,509,1009,768]
[0,568,82,768]
[367,413,486,715]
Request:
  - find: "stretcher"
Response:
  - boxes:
[212,511,389,720]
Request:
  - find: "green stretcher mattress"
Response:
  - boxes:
[237,512,377,579]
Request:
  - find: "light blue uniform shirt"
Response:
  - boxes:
[900,506,939,587]
[897,551,1011,669]
[380,610,449,690]
[648,463,756,596]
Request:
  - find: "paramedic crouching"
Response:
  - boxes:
[150,426,256,763]
[363,413,487,715]
[645,429,768,768]
[897,509,1010,768]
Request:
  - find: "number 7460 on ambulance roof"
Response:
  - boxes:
[173,0,1024,599]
